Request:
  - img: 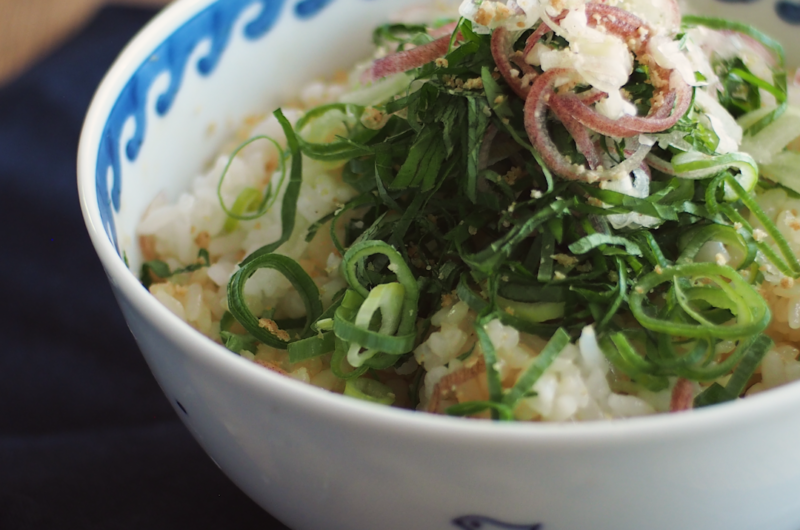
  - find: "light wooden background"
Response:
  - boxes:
[0,0,172,85]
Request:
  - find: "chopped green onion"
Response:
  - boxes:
[294,103,377,161]
[446,400,514,421]
[227,254,323,349]
[599,333,669,391]
[223,187,262,232]
[694,334,773,407]
[724,174,800,276]
[237,109,305,266]
[670,151,758,200]
[629,263,770,340]
[677,224,754,269]
[220,330,259,355]
[681,16,786,68]
[287,332,336,363]
[497,297,565,323]
[346,282,407,367]
[729,68,786,103]
[341,240,420,339]
[330,291,369,380]
[344,377,396,405]
[569,234,643,257]
[217,135,286,227]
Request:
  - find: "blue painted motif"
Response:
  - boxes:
[295,0,336,18]
[95,0,287,250]
[776,1,800,23]
[452,515,542,530]
[709,0,800,24]
[708,0,800,24]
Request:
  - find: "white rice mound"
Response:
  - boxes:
[415,304,669,420]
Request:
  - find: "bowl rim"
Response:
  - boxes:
[77,0,800,444]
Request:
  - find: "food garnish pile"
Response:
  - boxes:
[140,0,800,420]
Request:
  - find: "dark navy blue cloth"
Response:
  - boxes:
[0,7,287,529]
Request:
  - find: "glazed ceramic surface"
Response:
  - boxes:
[78,0,800,529]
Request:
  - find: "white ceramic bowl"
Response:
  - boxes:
[78,1,800,529]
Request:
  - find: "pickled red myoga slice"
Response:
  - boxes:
[585,3,649,47]
[491,26,532,99]
[427,20,459,38]
[509,52,537,77]
[492,23,556,99]
[525,69,653,181]
[364,23,461,82]
[670,378,694,412]
[547,3,692,137]
[551,72,691,137]
[365,36,451,81]
[553,105,603,170]
[524,69,601,182]
[522,21,554,59]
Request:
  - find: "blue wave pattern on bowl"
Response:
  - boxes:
[295,0,336,18]
[776,1,800,23]
[96,0,338,251]
[452,515,542,529]
[713,0,800,24]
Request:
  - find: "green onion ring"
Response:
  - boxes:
[227,254,323,349]
[331,335,369,380]
[629,263,770,340]
[344,377,396,405]
[446,400,515,421]
[287,332,336,363]
[334,317,417,355]
[223,187,262,233]
[341,240,420,338]
[670,151,758,200]
[217,135,287,223]
[346,282,406,367]
[239,109,305,266]
[294,103,375,161]
[599,333,669,391]
[677,223,754,269]
[725,175,800,276]
[653,333,713,370]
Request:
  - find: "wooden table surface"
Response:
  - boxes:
[0,0,171,85]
